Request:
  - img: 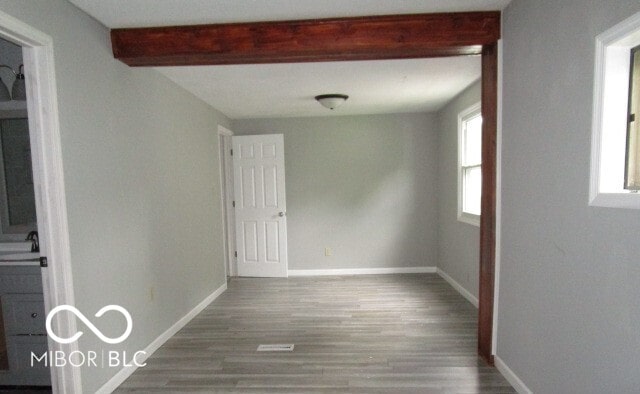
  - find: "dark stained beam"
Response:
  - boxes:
[478,42,498,366]
[111,12,500,66]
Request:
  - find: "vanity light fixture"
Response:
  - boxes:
[0,64,26,101]
[315,94,349,110]
[12,65,26,101]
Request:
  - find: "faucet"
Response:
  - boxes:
[26,230,39,253]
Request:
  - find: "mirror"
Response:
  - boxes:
[0,115,36,236]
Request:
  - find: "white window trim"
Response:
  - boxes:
[590,10,640,209]
[458,102,482,226]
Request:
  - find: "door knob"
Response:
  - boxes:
[278,211,286,217]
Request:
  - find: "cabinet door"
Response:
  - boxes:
[1,293,46,335]
[2,335,50,386]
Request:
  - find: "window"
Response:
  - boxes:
[590,11,640,209]
[626,45,640,190]
[458,102,482,226]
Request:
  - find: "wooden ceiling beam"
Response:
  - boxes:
[110,12,500,66]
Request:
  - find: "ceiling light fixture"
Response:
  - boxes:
[0,64,26,102]
[315,94,348,110]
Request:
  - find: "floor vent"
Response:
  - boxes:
[257,344,295,352]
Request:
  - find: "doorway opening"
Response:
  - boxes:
[0,36,48,387]
[0,10,79,393]
[112,11,500,364]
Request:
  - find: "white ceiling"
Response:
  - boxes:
[157,57,481,119]
[68,0,505,119]
[68,0,511,28]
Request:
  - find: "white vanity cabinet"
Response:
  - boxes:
[0,265,50,386]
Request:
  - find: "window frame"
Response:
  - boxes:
[590,11,640,209]
[625,45,640,190]
[458,102,482,226]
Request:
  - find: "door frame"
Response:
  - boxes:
[217,125,236,277]
[109,11,501,364]
[0,10,80,393]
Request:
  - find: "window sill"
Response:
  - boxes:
[458,212,480,227]
[589,191,640,209]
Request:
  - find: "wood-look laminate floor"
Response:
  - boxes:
[115,274,515,393]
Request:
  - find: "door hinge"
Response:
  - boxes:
[232,201,235,207]
[230,149,233,156]
[39,256,48,268]
[234,251,237,258]
[630,113,636,123]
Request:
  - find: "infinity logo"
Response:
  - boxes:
[46,305,133,344]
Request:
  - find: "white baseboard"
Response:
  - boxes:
[288,266,437,276]
[96,281,228,394]
[495,356,533,394]
[436,268,479,308]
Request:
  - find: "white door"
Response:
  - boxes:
[232,134,288,277]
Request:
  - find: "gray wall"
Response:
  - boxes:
[436,81,481,298]
[0,1,230,392]
[498,0,640,393]
[233,113,438,270]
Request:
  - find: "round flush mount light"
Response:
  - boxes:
[315,94,349,110]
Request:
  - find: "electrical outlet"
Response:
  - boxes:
[324,247,332,256]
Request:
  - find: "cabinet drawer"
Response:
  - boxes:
[0,266,43,293]
[1,293,46,335]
